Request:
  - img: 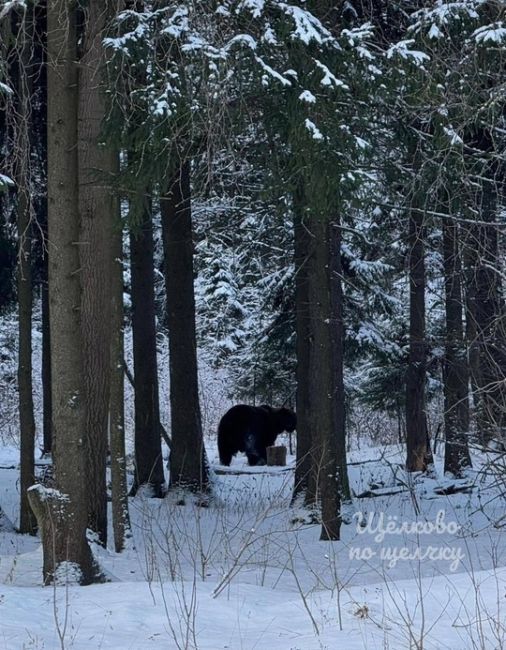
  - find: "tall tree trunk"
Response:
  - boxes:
[405,209,432,472]
[129,196,165,497]
[17,143,36,536]
[12,6,37,535]
[308,213,342,541]
[41,265,52,455]
[161,162,209,493]
[330,219,350,503]
[292,186,313,504]
[464,128,506,446]
[28,0,96,585]
[32,0,51,457]
[443,218,471,476]
[473,220,506,445]
[78,0,114,548]
[464,236,481,421]
[110,202,131,551]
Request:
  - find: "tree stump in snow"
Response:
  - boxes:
[267,445,287,466]
[28,484,98,585]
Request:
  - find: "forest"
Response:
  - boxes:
[0,1,506,648]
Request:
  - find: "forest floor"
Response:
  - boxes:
[0,440,505,649]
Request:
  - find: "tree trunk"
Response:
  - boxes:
[330,218,350,503]
[443,218,471,476]
[160,162,209,493]
[291,186,314,504]
[41,267,52,456]
[308,213,342,541]
[464,239,481,421]
[464,128,506,447]
[405,209,432,472]
[39,0,96,584]
[32,0,51,458]
[17,158,36,536]
[78,0,114,548]
[471,213,506,445]
[110,203,131,552]
[129,196,166,497]
[12,7,37,535]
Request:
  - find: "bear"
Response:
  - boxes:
[218,404,297,467]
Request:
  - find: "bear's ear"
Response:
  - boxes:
[275,407,297,433]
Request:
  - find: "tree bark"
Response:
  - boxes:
[77,0,114,548]
[110,202,131,551]
[330,221,350,502]
[292,185,314,503]
[160,162,209,493]
[129,196,166,497]
[405,209,432,472]
[41,267,52,456]
[473,221,506,445]
[308,213,342,541]
[443,218,471,476]
[41,0,96,584]
[464,128,506,446]
[464,237,481,421]
[12,6,37,535]
[17,156,37,536]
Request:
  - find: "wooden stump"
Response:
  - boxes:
[27,484,99,585]
[267,445,287,466]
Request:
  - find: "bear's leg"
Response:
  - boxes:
[218,434,234,466]
[244,432,265,466]
[219,448,233,466]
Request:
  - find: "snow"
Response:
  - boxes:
[473,23,506,44]
[237,0,265,19]
[161,6,190,39]
[386,40,430,65]
[355,136,370,150]
[280,5,331,46]
[314,60,349,90]
[0,173,14,189]
[255,56,292,87]
[414,2,481,27]
[1,440,506,648]
[304,118,324,141]
[224,33,257,52]
[443,125,463,146]
[428,23,442,39]
[0,568,504,649]
[0,0,25,20]
[0,81,13,96]
[27,483,69,502]
[298,90,316,104]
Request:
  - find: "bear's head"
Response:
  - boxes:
[274,407,297,433]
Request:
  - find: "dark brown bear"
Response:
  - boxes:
[218,404,297,466]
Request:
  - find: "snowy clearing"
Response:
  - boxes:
[1,442,505,649]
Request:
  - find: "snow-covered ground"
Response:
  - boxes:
[1,440,505,649]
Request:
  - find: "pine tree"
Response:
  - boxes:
[442,212,471,475]
[28,0,96,585]
[78,0,116,547]
[161,162,210,493]
[129,197,166,498]
[110,182,131,551]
